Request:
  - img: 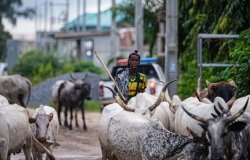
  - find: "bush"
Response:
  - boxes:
[11,49,104,84]
[229,29,250,97]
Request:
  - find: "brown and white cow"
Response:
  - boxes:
[0,98,55,160]
[195,78,237,106]
[29,105,59,160]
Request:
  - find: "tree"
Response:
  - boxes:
[113,0,164,56]
[0,0,35,60]
[178,0,250,98]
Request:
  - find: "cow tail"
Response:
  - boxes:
[31,134,55,160]
[25,79,32,107]
[57,82,66,104]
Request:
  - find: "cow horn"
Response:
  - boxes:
[224,97,249,124]
[69,73,77,81]
[104,86,135,112]
[148,79,177,111]
[226,93,237,107]
[163,79,178,107]
[217,101,228,114]
[214,105,222,117]
[181,105,207,124]
[197,77,202,95]
[195,89,202,102]
[206,80,210,86]
[228,80,237,88]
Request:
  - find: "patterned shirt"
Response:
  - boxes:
[115,68,147,100]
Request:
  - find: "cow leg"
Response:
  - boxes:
[57,103,62,126]
[80,102,87,130]
[23,137,32,160]
[18,94,26,107]
[64,106,68,127]
[75,107,79,128]
[0,139,8,160]
[69,107,73,130]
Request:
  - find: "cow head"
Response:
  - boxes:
[70,73,91,100]
[206,80,237,105]
[181,97,248,159]
[29,113,53,143]
[196,79,237,106]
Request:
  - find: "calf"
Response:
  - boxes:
[29,105,59,160]
[0,99,55,160]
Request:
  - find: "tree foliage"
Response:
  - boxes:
[0,0,35,60]
[113,0,250,98]
[229,29,250,97]
[11,49,103,84]
[178,0,250,98]
[113,0,164,56]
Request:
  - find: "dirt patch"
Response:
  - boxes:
[12,111,102,160]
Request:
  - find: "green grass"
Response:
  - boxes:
[85,99,102,112]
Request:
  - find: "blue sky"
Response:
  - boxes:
[3,0,114,40]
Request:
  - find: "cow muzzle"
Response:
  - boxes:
[38,137,46,143]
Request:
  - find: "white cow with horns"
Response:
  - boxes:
[99,80,209,159]
[29,105,59,160]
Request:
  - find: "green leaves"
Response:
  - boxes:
[229,29,250,96]
[11,49,103,84]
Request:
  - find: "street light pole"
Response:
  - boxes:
[165,0,178,96]
[135,0,143,55]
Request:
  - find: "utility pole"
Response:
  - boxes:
[135,0,143,54]
[97,0,101,30]
[110,0,118,58]
[44,0,48,32]
[165,0,178,96]
[77,0,81,32]
[82,0,86,31]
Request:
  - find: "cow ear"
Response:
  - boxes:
[48,113,53,121]
[29,118,36,123]
[228,121,247,132]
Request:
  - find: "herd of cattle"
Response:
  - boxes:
[98,79,250,160]
[0,74,91,160]
[0,73,250,160]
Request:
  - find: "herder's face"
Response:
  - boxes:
[129,55,140,69]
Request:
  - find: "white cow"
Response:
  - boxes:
[106,109,209,160]
[29,105,59,160]
[127,91,181,132]
[0,74,32,107]
[98,103,125,159]
[174,97,229,137]
[99,80,181,159]
[230,95,250,115]
[0,100,55,160]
